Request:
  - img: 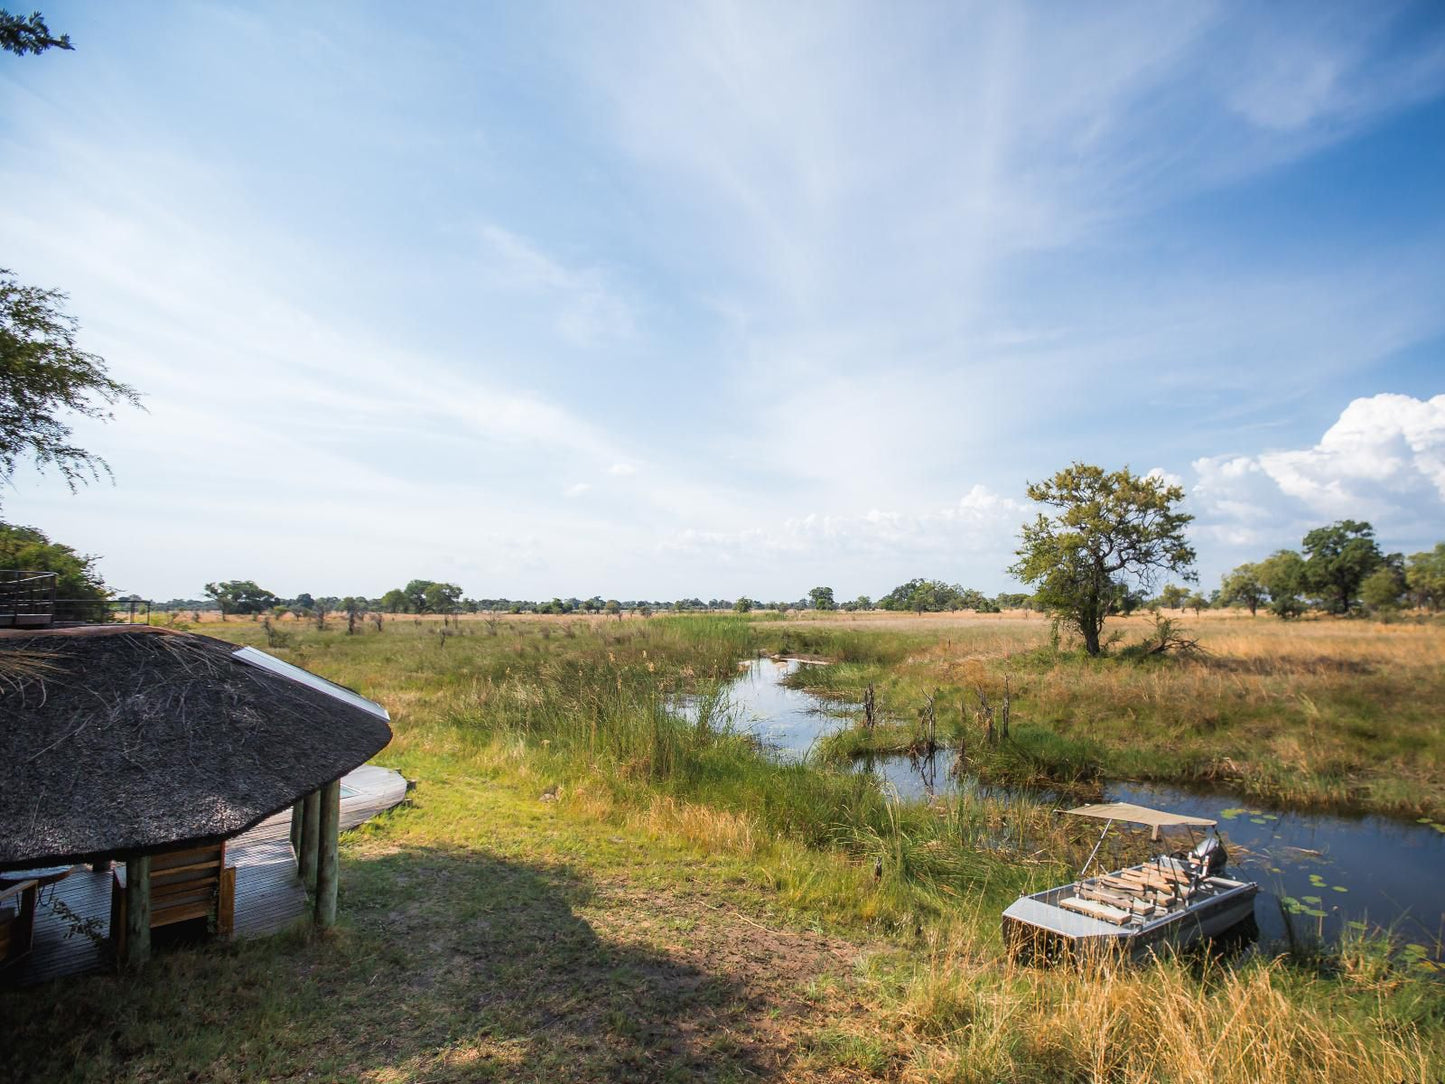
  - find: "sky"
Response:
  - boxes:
[1,1,1443,603]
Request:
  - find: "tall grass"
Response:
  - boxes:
[773,612,1445,817]
[182,611,1444,1081]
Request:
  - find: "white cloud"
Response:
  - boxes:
[607,462,638,476]
[660,484,1028,565]
[564,482,592,498]
[1191,394,1445,551]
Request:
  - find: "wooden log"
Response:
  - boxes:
[300,789,320,892]
[314,777,341,929]
[123,855,151,969]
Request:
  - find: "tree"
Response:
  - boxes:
[1360,563,1405,613]
[341,596,366,635]
[1,270,140,500]
[0,521,109,614]
[1184,592,1208,615]
[1010,463,1195,656]
[1405,544,1445,611]
[0,10,71,56]
[1258,550,1306,618]
[421,581,461,616]
[733,596,753,613]
[204,580,279,617]
[604,599,622,620]
[379,588,407,613]
[807,586,836,611]
[1219,563,1267,616]
[1157,583,1190,611]
[1301,520,1382,614]
[877,578,980,612]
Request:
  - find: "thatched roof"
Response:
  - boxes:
[0,626,391,871]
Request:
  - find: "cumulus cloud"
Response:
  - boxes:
[1191,393,1445,549]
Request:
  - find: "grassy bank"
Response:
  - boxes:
[2,613,1441,1082]
[772,611,1445,818]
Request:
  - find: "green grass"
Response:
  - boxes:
[773,613,1445,818]
[3,611,1441,1082]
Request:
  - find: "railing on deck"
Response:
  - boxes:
[0,570,58,628]
[0,572,151,627]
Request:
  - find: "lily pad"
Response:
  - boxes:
[1249,817,1268,825]
[1301,895,1322,905]
[1219,808,1247,820]
[1331,885,1348,893]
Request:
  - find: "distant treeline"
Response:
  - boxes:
[1159,521,1443,618]
[162,577,1036,618]
[103,522,1445,623]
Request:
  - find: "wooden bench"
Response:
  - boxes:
[110,843,236,960]
[0,879,38,968]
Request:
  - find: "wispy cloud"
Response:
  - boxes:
[476,225,637,348]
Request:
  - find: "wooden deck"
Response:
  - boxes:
[3,765,408,986]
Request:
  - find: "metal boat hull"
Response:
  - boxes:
[1003,874,1259,963]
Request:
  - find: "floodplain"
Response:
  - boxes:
[2,610,1442,1083]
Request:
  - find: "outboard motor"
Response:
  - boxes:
[1190,834,1227,877]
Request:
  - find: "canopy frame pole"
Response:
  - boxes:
[1077,819,1113,881]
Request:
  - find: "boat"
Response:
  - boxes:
[1002,801,1258,962]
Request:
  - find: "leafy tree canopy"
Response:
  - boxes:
[1405,544,1445,612]
[1,270,140,501]
[1219,563,1267,616]
[1301,520,1382,614]
[1010,463,1195,655]
[204,579,278,616]
[1157,583,1190,610]
[0,521,108,602]
[0,9,71,56]
[1360,564,1406,612]
[877,578,992,613]
[807,586,836,611]
[1258,549,1306,618]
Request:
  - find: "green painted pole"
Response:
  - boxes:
[123,855,151,969]
[315,778,341,929]
[300,790,320,892]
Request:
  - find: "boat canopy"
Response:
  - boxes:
[1062,802,1215,829]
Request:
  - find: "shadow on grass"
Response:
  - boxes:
[0,847,795,1083]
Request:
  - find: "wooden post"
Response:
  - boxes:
[300,789,320,892]
[315,778,341,928]
[290,800,304,867]
[123,855,151,969]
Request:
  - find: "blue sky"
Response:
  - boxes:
[2,1,1443,602]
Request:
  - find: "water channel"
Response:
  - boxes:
[712,657,1445,962]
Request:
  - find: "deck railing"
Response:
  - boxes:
[0,570,58,628]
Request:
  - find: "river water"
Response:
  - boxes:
[710,657,1445,961]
